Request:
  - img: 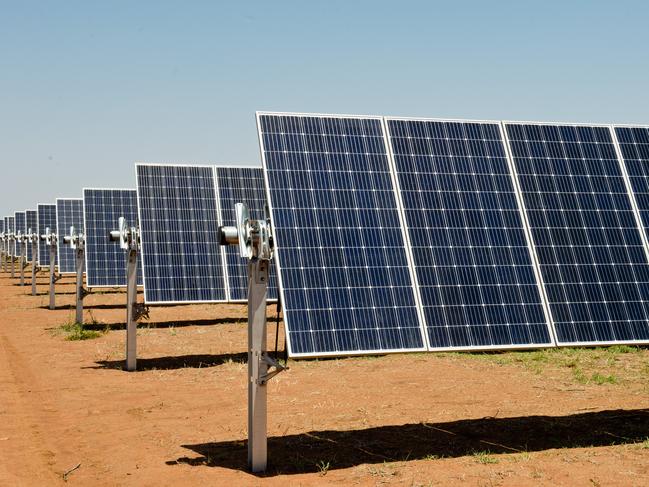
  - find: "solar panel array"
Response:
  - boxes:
[26,210,37,262]
[37,204,57,267]
[83,188,143,288]
[214,166,279,302]
[56,199,84,274]
[258,113,427,357]
[257,112,649,357]
[136,164,227,303]
[14,212,26,258]
[386,118,553,349]
[504,122,649,345]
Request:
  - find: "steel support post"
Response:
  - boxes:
[248,258,270,473]
[19,243,25,286]
[75,247,85,324]
[11,242,15,278]
[125,247,138,371]
[49,245,56,310]
[31,241,38,296]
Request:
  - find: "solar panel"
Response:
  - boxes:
[258,112,427,357]
[504,122,649,345]
[25,210,37,262]
[136,164,227,304]
[613,126,649,234]
[37,204,57,267]
[56,199,84,274]
[214,166,279,302]
[7,216,15,256]
[15,212,26,258]
[385,118,554,349]
[83,188,144,288]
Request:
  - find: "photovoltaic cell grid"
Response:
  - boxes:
[83,189,143,287]
[505,123,649,344]
[136,164,227,303]
[15,212,26,259]
[38,204,57,267]
[56,199,84,274]
[26,210,37,262]
[214,166,279,302]
[386,118,553,349]
[258,113,426,357]
[614,126,649,237]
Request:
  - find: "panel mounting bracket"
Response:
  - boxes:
[218,202,282,473]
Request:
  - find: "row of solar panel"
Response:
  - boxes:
[2,165,274,303]
[135,164,278,303]
[257,113,649,357]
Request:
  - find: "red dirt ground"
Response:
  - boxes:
[1,269,648,486]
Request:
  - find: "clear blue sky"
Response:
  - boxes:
[2,0,648,217]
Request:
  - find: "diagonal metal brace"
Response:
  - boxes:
[133,303,150,322]
[256,352,288,385]
[79,287,91,299]
[53,273,63,283]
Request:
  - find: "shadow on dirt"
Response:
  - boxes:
[90,352,248,371]
[83,317,247,331]
[167,408,649,475]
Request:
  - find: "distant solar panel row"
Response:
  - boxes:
[258,113,649,357]
[56,198,84,274]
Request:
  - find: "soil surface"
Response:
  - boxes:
[1,269,648,486]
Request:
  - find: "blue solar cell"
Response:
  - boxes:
[214,166,279,302]
[25,210,37,262]
[136,164,227,303]
[56,199,84,274]
[37,204,57,267]
[83,189,143,287]
[14,212,26,259]
[614,126,649,234]
[386,118,553,349]
[258,112,427,357]
[505,122,649,345]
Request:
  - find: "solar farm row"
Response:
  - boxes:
[258,114,649,357]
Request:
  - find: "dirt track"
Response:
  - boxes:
[1,269,649,486]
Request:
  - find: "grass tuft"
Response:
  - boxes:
[472,451,498,464]
[56,321,103,341]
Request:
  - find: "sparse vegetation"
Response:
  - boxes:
[445,346,644,386]
[316,459,331,475]
[53,321,104,341]
[472,451,499,464]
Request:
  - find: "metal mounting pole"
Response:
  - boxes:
[75,246,85,324]
[49,244,56,310]
[11,239,15,278]
[31,240,38,296]
[19,241,25,286]
[125,246,139,371]
[248,258,270,472]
